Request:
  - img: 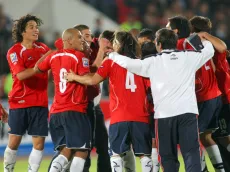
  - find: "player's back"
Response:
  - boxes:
[99,59,149,124]
[49,49,89,113]
[177,38,221,102]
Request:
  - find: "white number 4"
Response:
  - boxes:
[125,71,137,92]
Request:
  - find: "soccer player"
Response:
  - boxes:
[106,28,216,172]
[35,28,91,172]
[190,16,229,172]
[167,15,224,172]
[65,31,153,172]
[4,14,50,172]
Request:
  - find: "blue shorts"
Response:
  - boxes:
[198,96,222,133]
[8,107,48,136]
[109,121,152,156]
[49,111,91,151]
[213,104,230,138]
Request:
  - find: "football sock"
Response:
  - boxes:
[140,156,153,172]
[4,146,17,172]
[49,154,68,172]
[206,145,225,172]
[70,157,85,172]
[61,161,71,172]
[122,150,136,172]
[226,144,230,152]
[28,148,43,172]
[152,148,160,172]
[201,149,208,172]
[111,156,123,172]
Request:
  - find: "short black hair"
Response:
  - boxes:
[138,28,154,41]
[190,16,212,33]
[100,30,115,43]
[12,14,43,43]
[73,24,89,32]
[141,42,157,58]
[168,16,191,39]
[155,28,178,50]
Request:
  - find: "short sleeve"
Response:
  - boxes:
[7,49,25,76]
[97,59,111,79]
[38,54,52,72]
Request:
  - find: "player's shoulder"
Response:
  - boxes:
[8,43,23,54]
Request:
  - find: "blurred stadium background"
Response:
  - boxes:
[0,0,229,171]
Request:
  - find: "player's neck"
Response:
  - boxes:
[21,40,34,49]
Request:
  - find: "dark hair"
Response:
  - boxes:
[141,42,157,58]
[138,28,154,41]
[189,16,212,33]
[114,31,141,59]
[100,30,115,43]
[12,14,43,43]
[73,24,89,32]
[155,28,178,50]
[168,16,191,39]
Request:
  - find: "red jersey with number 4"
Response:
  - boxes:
[213,51,230,103]
[97,59,149,125]
[177,38,221,102]
[38,49,89,114]
[7,42,50,109]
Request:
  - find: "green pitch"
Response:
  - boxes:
[0,154,214,172]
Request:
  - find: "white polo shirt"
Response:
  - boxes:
[109,41,214,119]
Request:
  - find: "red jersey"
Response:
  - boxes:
[97,59,149,125]
[177,38,221,102]
[7,42,50,109]
[54,38,99,101]
[0,104,3,119]
[38,49,89,114]
[213,51,230,103]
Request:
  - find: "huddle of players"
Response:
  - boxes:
[1,13,230,172]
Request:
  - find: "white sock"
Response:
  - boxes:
[49,155,68,172]
[4,146,17,172]
[28,148,43,172]
[70,157,85,172]
[152,148,160,172]
[140,156,153,172]
[61,161,71,172]
[201,149,208,172]
[111,156,123,172]
[122,150,136,172]
[206,145,225,172]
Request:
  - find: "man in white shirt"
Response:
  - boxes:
[108,28,215,172]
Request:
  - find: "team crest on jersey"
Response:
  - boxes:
[10,53,18,63]
[82,57,89,67]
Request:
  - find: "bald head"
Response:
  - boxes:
[62,28,83,51]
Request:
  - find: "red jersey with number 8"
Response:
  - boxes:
[97,59,149,125]
[38,49,89,114]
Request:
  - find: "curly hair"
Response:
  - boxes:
[12,14,43,43]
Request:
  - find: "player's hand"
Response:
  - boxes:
[64,69,76,82]
[197,32,208,41]
[0,106,8,123]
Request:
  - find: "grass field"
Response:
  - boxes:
[0,154,215,172]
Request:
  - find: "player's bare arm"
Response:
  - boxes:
[65,69,104,85]
[198,32,227,53]
[16,68,38,81]
[34,50,55,68]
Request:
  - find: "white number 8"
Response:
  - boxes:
[59,68,67,93]
[125,71,137,92]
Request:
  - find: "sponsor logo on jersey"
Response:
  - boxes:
[10,53,18,63]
